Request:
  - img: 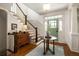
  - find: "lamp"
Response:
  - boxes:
[24,25,27,29]
[23,24,27,32]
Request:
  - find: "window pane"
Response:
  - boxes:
[49,20,57,28]
[54,23,57,27]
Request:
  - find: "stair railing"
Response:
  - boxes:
[16,3,38,42]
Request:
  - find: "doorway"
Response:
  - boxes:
[47,18,58,40]
[45,15,63,41]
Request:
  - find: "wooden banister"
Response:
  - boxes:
[16,3,38,42]
[35,27,38,42]
[16,3,25,16]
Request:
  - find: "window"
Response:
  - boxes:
[45,15,63,31]
[49,20,57,28]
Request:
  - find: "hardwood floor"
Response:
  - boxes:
[7,41,79,56]
[7,43,36,56]
[50,41,79,56]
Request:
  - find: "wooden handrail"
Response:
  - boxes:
[16,3,25,16]
[35,27,38,42]
[16,3,38,42]
[16,3,36,29]
[27,20,36,29]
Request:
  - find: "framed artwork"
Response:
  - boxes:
[11,23,17,30]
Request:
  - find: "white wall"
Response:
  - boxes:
[71,33,79,52]
[63,4,79,52]
[7,11,24,51]
[7,13,22,33]
[70,4,79,52]
[64,8,72,49]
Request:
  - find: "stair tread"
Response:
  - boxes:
[30,34,40,37]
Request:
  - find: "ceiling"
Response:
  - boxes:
[24,3,68,15]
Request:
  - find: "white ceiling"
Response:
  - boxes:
[24,3,68,15]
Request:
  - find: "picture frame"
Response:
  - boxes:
[11,23,17,30]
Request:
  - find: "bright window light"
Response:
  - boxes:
[43,4,50,11]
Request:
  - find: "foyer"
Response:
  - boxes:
[0,3,79,56]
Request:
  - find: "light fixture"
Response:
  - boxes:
[24,25,27,30]
[23,24,27,32]
[43,4,50,11]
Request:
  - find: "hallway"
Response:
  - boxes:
[0,3,79,56]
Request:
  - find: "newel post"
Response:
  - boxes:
[35,27,38,42]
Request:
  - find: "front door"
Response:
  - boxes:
[47,19,58,38]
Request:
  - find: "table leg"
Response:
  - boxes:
[43,39,46,55]
[53,40,55,54]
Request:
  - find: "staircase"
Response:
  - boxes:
[9,3,44,45]
[27,29,43,44]
[9,12,43,45]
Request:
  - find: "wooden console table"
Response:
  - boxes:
[8,32,30,53]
